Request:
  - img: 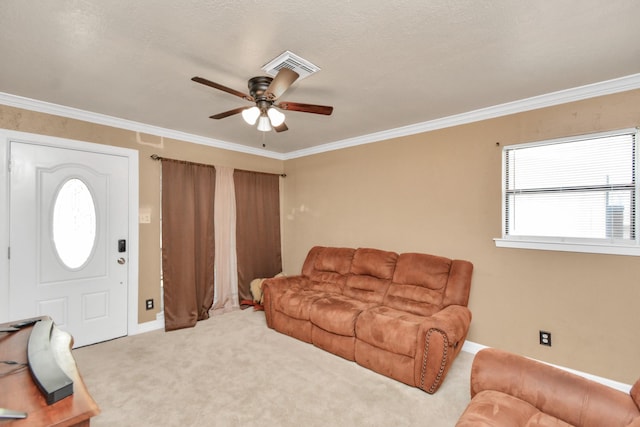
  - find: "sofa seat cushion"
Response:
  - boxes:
[309,294,377,336]
[355,306,427,358]
[276,288,328,321]
[456,390,573,427]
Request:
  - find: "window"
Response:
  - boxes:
[495,128,640,256]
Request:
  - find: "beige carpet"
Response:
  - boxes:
[73,309,473,426]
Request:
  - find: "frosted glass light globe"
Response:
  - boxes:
[241,106,260,125]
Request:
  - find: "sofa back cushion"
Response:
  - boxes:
[343,248,398,303]
[350,248,398,279]
[301,246,325,277]
[442,259,474,307]
[303,246,355,293]
[314,247,354,275]
[384,252,469,316]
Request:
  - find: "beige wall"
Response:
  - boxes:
[2,89,639,385]
[282,89,640,385]
[0,105,284,324]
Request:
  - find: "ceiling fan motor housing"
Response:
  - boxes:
[248,76,274,100]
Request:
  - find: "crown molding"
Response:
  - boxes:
[2,73,639,161]
[283,73,640,159]
[0,92,285,160]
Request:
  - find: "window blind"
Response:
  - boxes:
[503,129,637,242]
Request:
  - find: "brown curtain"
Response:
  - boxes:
[161,159,216,331]
[234,170,282,302]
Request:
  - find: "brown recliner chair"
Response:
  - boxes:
[456,348,640,426]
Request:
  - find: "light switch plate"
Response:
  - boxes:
[139,209,151,223]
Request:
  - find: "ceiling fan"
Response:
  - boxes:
[191,68,333,132]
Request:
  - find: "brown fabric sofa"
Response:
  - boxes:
[456,348,640,426]
[262,246,474,394]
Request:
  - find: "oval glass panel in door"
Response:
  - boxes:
[52,178,97,269]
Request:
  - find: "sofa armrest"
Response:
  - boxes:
[262,275,308,328]
[263,275,297,292]
[469,348,640,427]
[414,305,471,394]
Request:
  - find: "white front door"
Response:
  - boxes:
[9,141,129,347]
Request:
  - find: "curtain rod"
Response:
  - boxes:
[150,154,286,177]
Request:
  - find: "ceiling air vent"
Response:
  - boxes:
[261,51,320,80]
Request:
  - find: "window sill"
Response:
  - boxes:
[494,238,640,257]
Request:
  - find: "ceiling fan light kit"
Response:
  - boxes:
[267,108,285,127]
[241,105,285,132]
[256,115,272,132]
[192,53,333,134]
[241,106,260,125]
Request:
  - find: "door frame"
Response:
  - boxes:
[0,129,139,338]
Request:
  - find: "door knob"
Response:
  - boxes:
[117,257,126,265]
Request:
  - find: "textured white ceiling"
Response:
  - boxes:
[1,1,640,155]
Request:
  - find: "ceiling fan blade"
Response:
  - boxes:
[274,122,288,133]
[277,102,334,115]
[209,106,249,119]
[265,68,299,100]
[192,76,253,102]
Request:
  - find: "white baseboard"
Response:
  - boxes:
[461,340,488,355]
[131,311,164,335]
[461,340,632,393]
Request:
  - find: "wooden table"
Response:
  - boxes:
[0,318,99,426]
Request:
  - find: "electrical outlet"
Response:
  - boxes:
[539,330,552,346]
[145,299,154,310]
